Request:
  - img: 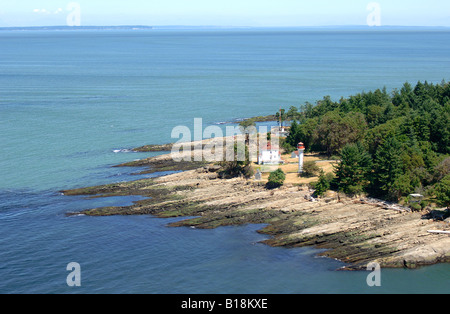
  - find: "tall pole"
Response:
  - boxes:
[279,108,282,131]
[298,142,305,173]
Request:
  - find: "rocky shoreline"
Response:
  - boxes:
[63,140,450,271]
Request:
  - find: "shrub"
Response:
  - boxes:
[266,169,286,189]
[219,161,254,179]
[302,161,320,178]
[313,170,330,197]
[419,200,429,210]
[218,143,254,179]
[410,202,422,212]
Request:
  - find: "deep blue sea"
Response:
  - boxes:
[0,28,449,294]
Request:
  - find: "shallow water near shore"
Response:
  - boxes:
[1,188,448,294]
[0,28,449,293]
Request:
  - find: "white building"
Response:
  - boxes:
[258,143,282,165]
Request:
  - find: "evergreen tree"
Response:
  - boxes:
[286,120,300,147]
[276,80,448,203]
[275,109,286,127]
[285,118,320,152]
[286,106,300,121]
[314,170,330,197]
[371,136,404,200]
[334,142,372,195]
[363,117,403,156]
[435,175,450,209]
[429,102,450,154]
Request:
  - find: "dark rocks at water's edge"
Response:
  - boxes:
[61,131,450,271]
[116,157,208,175]
[132,143,174,152]
[61,150,450,271]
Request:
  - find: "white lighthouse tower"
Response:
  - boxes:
[298,142,305,173]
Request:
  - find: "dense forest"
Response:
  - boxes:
[280,80,450,209]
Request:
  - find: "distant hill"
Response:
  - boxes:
[0,25,153,31]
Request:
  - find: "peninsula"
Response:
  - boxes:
[63,81,450,270]
[63,136,450,270]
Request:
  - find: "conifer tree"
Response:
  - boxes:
[371,136,404,200]
[334,142,372,195]
[314,170,330,197]
[435,175,450,210]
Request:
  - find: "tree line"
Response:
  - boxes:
[281,80,450,208]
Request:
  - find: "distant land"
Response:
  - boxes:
[0,25,153,31]
[1,25,449,32]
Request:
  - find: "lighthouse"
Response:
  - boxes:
[298,142,305,173]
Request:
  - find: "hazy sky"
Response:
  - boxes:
[0,0,449,27]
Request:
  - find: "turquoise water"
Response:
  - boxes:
[0,29,449,294]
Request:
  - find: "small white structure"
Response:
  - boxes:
[408,194,424,204]
[258,143,281,165]
[271,126,288,138]
[298,142,305,173]
[254,169,262,181]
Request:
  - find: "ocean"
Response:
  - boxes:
[0,28,449,294]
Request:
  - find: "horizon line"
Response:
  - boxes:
[1,24,450,30]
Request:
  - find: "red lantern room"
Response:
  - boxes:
[298,142,305,150]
